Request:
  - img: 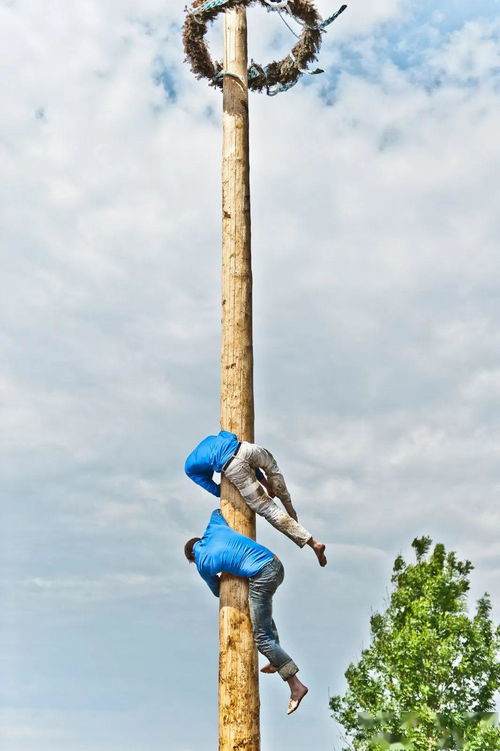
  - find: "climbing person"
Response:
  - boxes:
[184,508,309,715]
[184,430,327,566]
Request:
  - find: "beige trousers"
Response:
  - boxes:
[223,442,311,548]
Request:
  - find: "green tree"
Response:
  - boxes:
[329,537,500,750]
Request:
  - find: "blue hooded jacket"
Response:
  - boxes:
[184,430,239,497]
[193,510,274,596]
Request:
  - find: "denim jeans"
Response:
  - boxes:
[223,442,312,548]
[248,557,299,681]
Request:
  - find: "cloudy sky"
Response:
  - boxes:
[1,0,500,749]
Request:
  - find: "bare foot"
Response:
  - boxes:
[260,663,277,674]
[287,679,309,715]
[313,541,327,567]
[306,537,327,566]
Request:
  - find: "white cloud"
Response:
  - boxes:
[431,19,500,81]
[19,572,172,603]
[316,0,407,37]
[1,2,500,750]
[461,368,500,404]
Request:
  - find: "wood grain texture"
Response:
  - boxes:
[219,6,261,751]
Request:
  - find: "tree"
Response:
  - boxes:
[329,537,500,750]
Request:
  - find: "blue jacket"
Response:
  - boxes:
[194,510,274,597]
[185,431,239,497]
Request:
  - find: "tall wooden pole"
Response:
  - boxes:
[219,6,260,751]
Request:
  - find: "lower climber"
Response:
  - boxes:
[184,430,327,567]
[185,509,309,715]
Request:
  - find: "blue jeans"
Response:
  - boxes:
[248,558,299,681]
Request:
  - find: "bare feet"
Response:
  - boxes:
[287,676,309,715]
[314,542,327,567]
[260,663,277,674]
[307,538,327,566]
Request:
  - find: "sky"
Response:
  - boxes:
[1,0,500,749]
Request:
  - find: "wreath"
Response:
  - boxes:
[183,0,347,95]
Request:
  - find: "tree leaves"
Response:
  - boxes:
[330,538,500,750]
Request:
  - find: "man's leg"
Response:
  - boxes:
[224,449,311,547]
[261,620,280,673]
[246,444,328,566]
[249,560,308,714]
[245,444,293,507]
[224,445,328,565]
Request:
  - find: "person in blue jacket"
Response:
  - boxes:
[185,430,327,566]
[185,509,309,715]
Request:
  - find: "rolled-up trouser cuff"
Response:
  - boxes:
[278,659,299,681]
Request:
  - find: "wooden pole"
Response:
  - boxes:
[219,6,260,751]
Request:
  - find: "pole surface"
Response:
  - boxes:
[219,6,260,751]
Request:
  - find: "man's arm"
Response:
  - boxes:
[200,571,220,597]
[186,469,220,497]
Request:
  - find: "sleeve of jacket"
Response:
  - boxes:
[200,571,220,597]
[186,469,220,497]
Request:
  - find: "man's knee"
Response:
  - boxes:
[254,630,274,654]
[268,475,289,499]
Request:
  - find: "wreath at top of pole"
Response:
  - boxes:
[183,0,347,96]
